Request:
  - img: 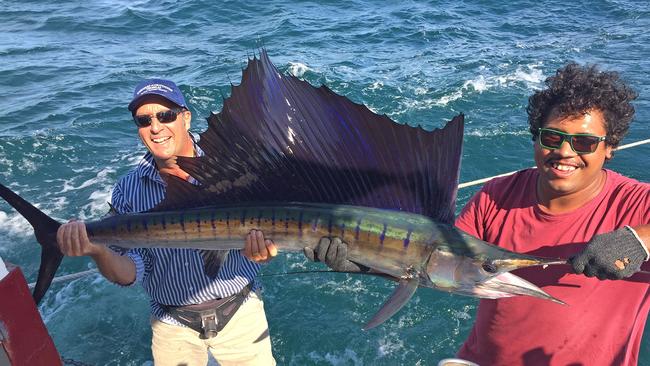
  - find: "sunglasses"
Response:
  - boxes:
[538,128,606,154]
[133,108,184,127]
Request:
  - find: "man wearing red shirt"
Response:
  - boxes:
[451,63,650,365]
[311,63,650,365]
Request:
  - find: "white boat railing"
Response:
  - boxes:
[27,137,650,290]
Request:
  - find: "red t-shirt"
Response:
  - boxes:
[455,168,650,366]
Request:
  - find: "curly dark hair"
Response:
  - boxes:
[527,63,638,148]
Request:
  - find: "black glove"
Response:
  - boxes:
[570,227,648,280]
[303,237,367,272]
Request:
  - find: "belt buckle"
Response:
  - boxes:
[200,309,219,339]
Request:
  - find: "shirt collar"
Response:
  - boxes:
[135,134,203,184]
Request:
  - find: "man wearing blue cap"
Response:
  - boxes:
[57,78,278,365]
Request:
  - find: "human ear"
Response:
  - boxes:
[605,145,613,160]
[182,110,191,130]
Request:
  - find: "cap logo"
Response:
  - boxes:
[137,83,173,96]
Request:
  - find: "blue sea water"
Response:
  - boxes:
[0,0,649,365]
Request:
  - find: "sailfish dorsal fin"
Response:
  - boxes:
[154,50,464,224]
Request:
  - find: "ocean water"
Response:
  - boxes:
[1,1,649,365]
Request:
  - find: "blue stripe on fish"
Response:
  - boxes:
[404,228,412,248]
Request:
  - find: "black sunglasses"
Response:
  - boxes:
[538,128,606,154]
[133,108,184,127]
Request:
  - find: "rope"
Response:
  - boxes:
[458,138,650,189]
[27,138,650,288]
[28,269,98,289]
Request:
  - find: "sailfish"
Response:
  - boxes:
[0,50,566,330]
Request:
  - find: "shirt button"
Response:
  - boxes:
[189,287,193,291]
[184,262,189,266]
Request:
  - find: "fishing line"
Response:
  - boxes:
[259,269,338,277]
[27,269,342,288]
[28,269,387,288]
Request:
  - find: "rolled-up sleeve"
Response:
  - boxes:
[125,249,148,286]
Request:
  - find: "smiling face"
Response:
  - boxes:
[534,108,613,209]
[133,96,194,163]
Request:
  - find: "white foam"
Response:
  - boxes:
[497,63,545,87]
[333,65,356,79]
[288,62,310,78]
[0,210,34,237]
[79,187,113,220]
[325,349,362,365]
[377,332,405,357]
[429,63,545,107]
[514,66,544,84]
[515,41,530,49]
[108,148,143,167]
[39,276,90,323]
[59,167,116,193]
[307,349,362,366]
[0,156,13,169]
[465,75,488,92]
[433,77,489,107]
[59,178,76,194]
[434,90,464,106]
[311,276,371,296]
[190,95,214,103]
[368,81,384,90]
[450,307,472,320]
[125,152,143,166]
[414,87,427,95]
[440,304,475,337]
[465,126,530,137]
[366,104,379,114]
[70,166,103,174]
[18,157,38,174]
[49,196,68,214]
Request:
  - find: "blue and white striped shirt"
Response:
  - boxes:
[111,144,260,326]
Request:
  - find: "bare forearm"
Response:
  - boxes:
[90,246,136,285]
[631,224,650,249]
[57,221,137,285]
[632,224,650,244]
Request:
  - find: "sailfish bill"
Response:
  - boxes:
[0,50,567,329]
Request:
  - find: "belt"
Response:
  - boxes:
[161,283,252,339]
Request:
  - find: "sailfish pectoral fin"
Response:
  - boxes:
[363,277,420,330]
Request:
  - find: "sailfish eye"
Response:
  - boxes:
[482,262,497,273]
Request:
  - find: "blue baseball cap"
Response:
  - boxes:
[128,78,188,112]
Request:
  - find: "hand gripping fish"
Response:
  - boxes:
[0,50,566,330]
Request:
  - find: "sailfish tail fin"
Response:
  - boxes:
[0,182,62,304]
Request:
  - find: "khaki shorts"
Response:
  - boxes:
[151,291,275,366]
